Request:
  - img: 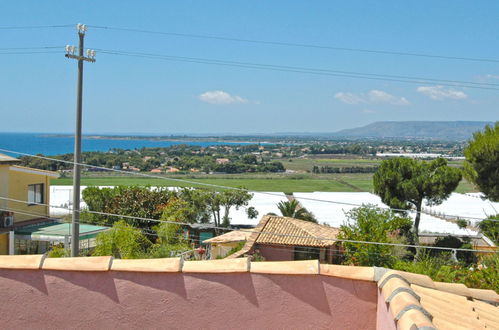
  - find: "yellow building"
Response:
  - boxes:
[0,153,59,254]
[203,230,252,259]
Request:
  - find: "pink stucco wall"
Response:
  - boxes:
[0,269,378,329]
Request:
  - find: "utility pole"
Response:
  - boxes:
[65,24,96,257]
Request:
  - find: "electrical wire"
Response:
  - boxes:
[0,147,493,222]
[0,51,61,55]
[0,46,64,50]
[0,197,495,253]
[95,49,499,91]
[0,204,375,258]
[88,25,499,64]
[0,24,73,30]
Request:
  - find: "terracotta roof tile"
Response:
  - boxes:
[411,284,468,305]
[433,281,471,297]
[256,216,339,247]
[468,288,499,303]
[396,308,434,330]
[432,317,478,330]
[380,270,436,289]
[226,215,339,258]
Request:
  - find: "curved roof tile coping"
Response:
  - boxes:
[42,256,113,272]
[250,260,319,275]
[468,288,499,304]
[378,271,436,330]
[379,270,435,289]
[111,258,182,272]
[183,258,250,273]
[0,255,45,270]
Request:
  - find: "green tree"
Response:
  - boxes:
[92,220,151,259]
[277,200,317,223]
[81,186,174,228]
[218,190,254,227]
[338,205,413,267]
[464,122,499,201]
[192,189,254,229]
[148,202,191,258]
[478,215,499,245]
[373,157,462,237]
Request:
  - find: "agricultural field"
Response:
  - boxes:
[51,171,477,193]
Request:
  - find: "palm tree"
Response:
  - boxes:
[277,200,317,223]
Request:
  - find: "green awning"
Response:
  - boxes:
[15,223,109,241]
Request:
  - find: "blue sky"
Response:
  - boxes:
[1,1,498,134]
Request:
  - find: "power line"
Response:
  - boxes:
[0,206,160,238]
[0,51,60,55]
[0,196,495,253]
[0,24,73,30]
[0,147,493,222]
[88,25,499,64]
[0,46,63,50]
[95,49,499,91]
[0,205,381,258]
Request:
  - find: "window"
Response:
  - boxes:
[28,184,44,205]
[294,246,320,261]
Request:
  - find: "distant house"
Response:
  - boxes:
[226,215,341,263]
[166,167,180,173]
[215,158,230,165]
[418,233,497,255]
[203,230,252,259]
[0,153,59,254]
[150,168,162,173]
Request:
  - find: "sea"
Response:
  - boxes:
[0,133,262,156]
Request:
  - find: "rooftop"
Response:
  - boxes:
[203,230,252,244]
[0,153,20,164]
[15,222,109,241]
[229,215,340,258]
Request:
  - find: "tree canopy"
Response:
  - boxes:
[464,122,499,202]
[373,157,462,237]
[277,200,317,223]
[338,205,412,267]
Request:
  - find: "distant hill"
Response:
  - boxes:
[332,121,493,140]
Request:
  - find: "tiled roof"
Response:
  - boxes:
[376,268,499,329]
[202,230,252,244]
[0,255,498,329]
[0,256,497,329]
[228,215,340,258]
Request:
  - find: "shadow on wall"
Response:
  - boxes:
[0,270,377,329]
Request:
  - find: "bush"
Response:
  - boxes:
[92,220,151,259]
[479,215,499,245]
[394,252,499,292]
[338,205,413,268]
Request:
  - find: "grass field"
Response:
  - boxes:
[281,157,464,172]
[52,172,477,193]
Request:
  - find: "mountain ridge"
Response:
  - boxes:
[331,121,493,140]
